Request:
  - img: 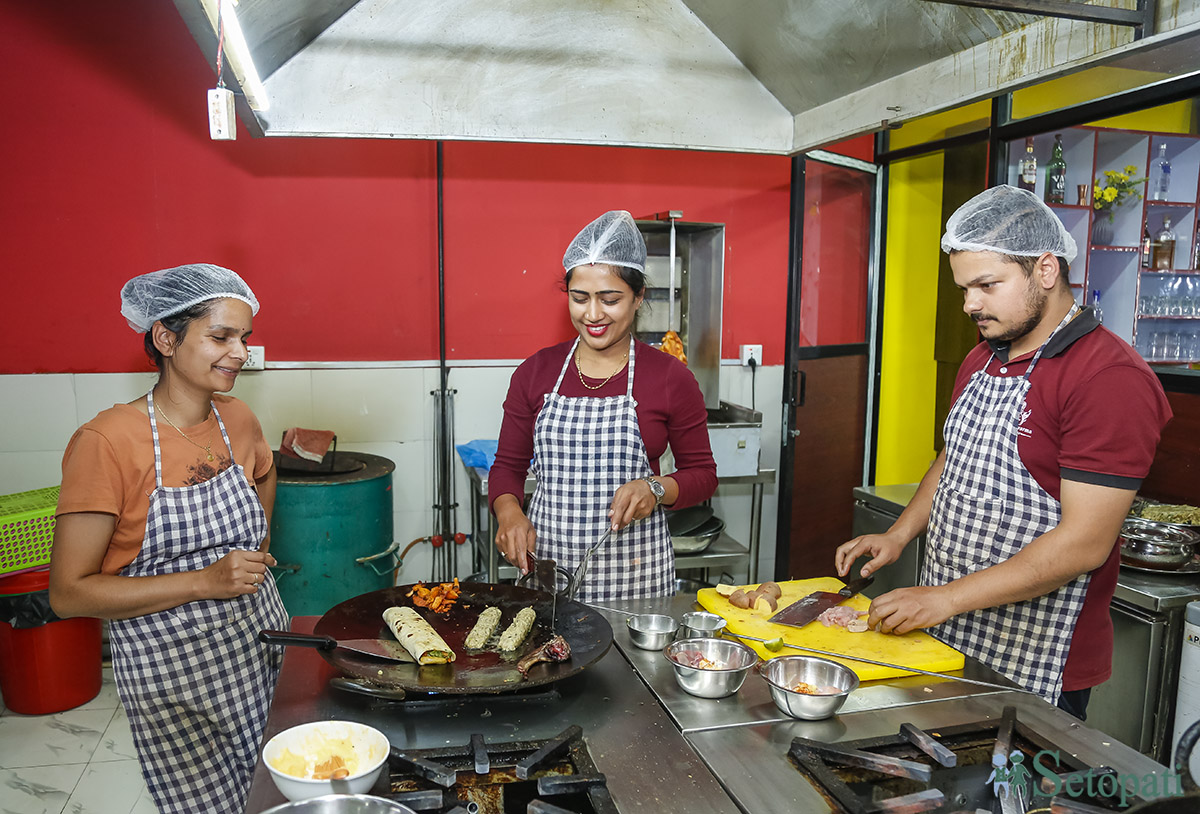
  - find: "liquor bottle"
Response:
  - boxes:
[1017,138,1037,192]
[1092,290,1104,324]
[1141,226,1153,268]
[1148,143,1172,201]
[1044,134,1066,204]
[1153,217,1176,270]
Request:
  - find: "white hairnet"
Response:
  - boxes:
[941,185,1078,265]
[562,210,647,273]
[120,263,259,332]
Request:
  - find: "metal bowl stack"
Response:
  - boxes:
[1119,517,1200,571]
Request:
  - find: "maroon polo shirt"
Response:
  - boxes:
[950,307,1172,690]
[490,339,718,516]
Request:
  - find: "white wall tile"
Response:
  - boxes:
[72,373,157,427]
[311,369,427,443]
[451,366,514,445]
[0,451,66,495]
[0,375,77,453]
[230,369,313,446]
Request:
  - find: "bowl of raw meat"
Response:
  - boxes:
[759,655,859,720]
[664,638,758,698]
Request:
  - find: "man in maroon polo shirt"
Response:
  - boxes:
[836,185,1172,718]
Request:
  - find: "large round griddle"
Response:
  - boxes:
[312,582,613,694]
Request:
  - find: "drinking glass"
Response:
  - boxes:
[1151,331,1168,360]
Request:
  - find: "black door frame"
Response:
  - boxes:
[774,151,882,580]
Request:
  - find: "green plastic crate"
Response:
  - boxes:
[0,485,60,578]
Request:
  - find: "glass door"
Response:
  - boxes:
[776,154,878,579]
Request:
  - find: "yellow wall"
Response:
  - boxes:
[876,85,1196,484]
[875,154,945,485]
[1013,66,1194,132]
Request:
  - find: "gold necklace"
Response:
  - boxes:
[575,349,629,390]
[157,405,215,461]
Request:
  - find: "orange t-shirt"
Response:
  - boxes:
[56,394,274,575]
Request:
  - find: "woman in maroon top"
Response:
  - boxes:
[490,211,717,601]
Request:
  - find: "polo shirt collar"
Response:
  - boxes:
[989,305,1101,363]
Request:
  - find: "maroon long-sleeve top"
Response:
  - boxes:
[489,339,718,516]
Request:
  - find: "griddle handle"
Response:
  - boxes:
[258,629,338,652]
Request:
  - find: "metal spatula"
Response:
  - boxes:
[259,630,414,663]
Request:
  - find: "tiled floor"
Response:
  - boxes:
[0,666,158,814]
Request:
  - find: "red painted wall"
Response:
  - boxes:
[1,1,791,374]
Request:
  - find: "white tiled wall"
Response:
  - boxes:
[0,364,780,586]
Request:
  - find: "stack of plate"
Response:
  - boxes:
[667,506,724,554]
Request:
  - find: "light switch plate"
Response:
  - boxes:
[245,345,265,370]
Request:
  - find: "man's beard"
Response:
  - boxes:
[974,279,1048,345]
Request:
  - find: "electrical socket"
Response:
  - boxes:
[207,88,236,141]
[739,344,762,366]
[244,345,265,371]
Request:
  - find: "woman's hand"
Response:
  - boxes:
[197,549,277,599]
[608,477,674,530]
[493,494,537,573]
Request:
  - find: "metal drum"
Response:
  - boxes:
[269,451,397,617]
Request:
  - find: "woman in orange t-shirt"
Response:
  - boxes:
[49,264,288,814]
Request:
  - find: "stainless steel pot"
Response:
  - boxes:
[1119,517,1200,571]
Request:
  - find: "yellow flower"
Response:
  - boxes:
[1125,165,1138,174]
[1116,173,1128,183]
[1103,187,1119,202]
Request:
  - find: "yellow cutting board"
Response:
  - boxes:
[696,578,964,682]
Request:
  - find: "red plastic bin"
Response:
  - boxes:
[0,568,101,714]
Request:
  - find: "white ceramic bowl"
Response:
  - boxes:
[263,721,390,802]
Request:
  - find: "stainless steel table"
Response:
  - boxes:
[598,594,1169,814]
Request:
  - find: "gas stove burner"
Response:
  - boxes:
[791,706,1141,814]
[380,725,617,814]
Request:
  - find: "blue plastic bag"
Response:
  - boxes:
[456,439,499,471]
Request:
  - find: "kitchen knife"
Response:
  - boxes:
[767,576,875,629]
[258,629,415,663]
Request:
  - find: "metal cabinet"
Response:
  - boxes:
[1087,598,1172,758]
[850,486,925,597]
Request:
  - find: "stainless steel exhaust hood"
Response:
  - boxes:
[173,0,1200,154]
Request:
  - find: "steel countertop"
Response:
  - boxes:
[601,594,1170,813]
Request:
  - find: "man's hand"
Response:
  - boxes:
[835,532,909,579]
[867,586,958,634]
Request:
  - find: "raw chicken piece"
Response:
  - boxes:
[817,606,868,628]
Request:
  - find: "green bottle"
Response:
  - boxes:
[1045,133,1066,204]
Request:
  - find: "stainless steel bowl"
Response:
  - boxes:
[664,638,758,698]
[679,611,727,639]
[262,794,417,814]
[626,614,679,650]
[1119,517,1200,570]
[759,655,859,720]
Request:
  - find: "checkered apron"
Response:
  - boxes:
[920,306,1087,704]
[109,392,288,814]
[527,336,673,603]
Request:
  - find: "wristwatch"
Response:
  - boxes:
[642,476,665,506]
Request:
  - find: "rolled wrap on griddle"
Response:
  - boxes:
[382,606,456,664]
